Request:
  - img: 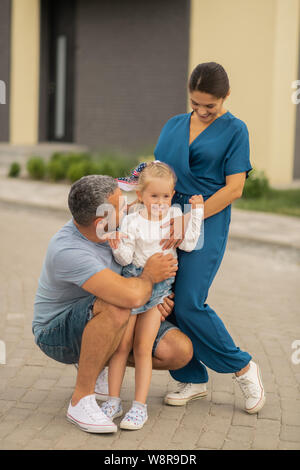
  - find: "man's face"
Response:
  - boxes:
[95,187,126,237]
[107,187,126,230]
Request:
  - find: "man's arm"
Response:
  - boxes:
[82,252,178,309]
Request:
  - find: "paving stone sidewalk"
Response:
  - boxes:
[0,176,299,450]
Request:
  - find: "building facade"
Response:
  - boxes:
[0,0,299,185]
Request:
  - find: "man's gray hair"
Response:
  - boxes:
[68,174,118,226]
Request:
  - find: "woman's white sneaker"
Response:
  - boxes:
[164,382,208,406]
[120,402,148,430]
[67,394,117,433]
[234,361,266,414]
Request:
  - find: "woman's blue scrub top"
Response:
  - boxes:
[154,111,252,198]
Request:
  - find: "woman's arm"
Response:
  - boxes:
[160,172,246,249]
[203,172,246,219]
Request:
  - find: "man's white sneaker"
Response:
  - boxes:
[67,394,117,433]
[101,398,123,420]
[234,361,266,414]
[164,382,208,406]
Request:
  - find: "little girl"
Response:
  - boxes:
[101,161,204,430]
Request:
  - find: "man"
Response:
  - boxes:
[32,175,193,434]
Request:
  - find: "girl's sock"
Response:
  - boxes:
[108,396,121,405]
[132,400,147,410]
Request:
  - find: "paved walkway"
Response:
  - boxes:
[0,175,299,450]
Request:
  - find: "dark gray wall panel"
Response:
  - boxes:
[0,0,11,142]
[75,0,190,153]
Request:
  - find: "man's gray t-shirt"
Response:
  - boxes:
[32,219,122,337]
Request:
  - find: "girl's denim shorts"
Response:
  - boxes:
[122,263,175,315]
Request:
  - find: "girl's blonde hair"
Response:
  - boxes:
[137,161,177,194]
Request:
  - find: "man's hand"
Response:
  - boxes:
[157,292,174,322]
[143,253,178,284]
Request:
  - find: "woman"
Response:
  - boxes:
[151,62,265,414]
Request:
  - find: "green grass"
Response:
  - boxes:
[234,188,300,218]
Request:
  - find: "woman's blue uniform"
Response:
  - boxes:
[154,111,252,383]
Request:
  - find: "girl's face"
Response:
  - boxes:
[189,90,230,124]
[137,177,175,219]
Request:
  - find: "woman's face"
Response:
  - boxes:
[189,90,229,124]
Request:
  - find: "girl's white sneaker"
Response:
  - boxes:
[164,382,208,406]
[73,365,109,401]
[101,398,123,420]
[120,402,148,430]
[234,361,266,414]
[67,394,117,433]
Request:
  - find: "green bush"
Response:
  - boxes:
[47,159,67,181]
[8,162,21,178]
[50,152,92,172]
[242,170,270,199]
[67,161,97,183]
[26,151,139,183]
[26,157,46,180]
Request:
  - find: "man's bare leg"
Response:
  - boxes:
[127,328,193,371]
[71,299,130,406]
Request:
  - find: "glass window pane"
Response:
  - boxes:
[55,35,67,139]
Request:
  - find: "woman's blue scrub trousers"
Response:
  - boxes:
[169,192,251,384]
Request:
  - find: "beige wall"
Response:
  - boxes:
[10,0,40,145]
[189,0,300,185]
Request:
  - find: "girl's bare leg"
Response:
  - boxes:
[133,306,161,404]
[108,315,137,398]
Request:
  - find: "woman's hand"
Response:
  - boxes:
[157,292,175,322]
[159,214,186,250]
[160,194,204,250]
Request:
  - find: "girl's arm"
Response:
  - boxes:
[177,201,204,252]
[111,216,136,266]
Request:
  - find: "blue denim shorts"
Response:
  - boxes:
[34,294,179,364]
[122,263,175,315]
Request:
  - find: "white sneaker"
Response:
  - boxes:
[120,402,148,430]
[95,367,109,401]
[164,382,208,406]
[74,364,109,401]
[101,398,123,420]
[67,394,117,433]
[234,361,266,414]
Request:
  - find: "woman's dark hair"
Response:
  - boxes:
[188,62,230,99]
